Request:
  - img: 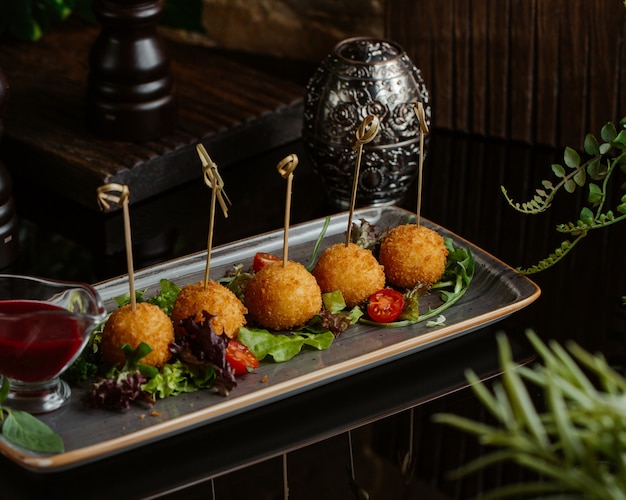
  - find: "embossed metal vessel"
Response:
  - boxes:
[303,37,431,208]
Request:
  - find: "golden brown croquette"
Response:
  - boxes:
[312,243,386,307]
[101,302,174,369]
[172,280,247,338]
[379,224,448,288]
[244,260,322,330]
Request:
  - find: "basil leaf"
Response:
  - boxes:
[2,410,64,454]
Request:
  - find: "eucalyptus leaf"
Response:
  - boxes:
[614,129,626,148]
[573,168,587,187]
[601,121,617,142]
[600,142,613,155]
[587,157,607,180]
[564,179,577,193]
[588,183,602,203]
[584,133,600,155]
[579,207,594,226]
[564,146,581,169]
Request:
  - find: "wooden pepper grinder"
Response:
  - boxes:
[86,0,176,141]
[0,67,19,269]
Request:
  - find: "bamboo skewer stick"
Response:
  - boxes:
[346,115,380,246]
[277,154,299,266]
[411,101,430,227]
[96,183,136,310]
[197,144,231,289]
[205,178,217,288]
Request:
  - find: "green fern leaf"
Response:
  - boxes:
[552,164,566,178]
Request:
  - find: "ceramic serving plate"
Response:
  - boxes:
[0,206,540,471]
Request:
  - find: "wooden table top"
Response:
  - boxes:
[0,18,308,211]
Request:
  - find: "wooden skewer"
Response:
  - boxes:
[96,183,136,310]
[346,114,379,246]
[411,101,429,227]
[277,154,298,266]
[198,144,231,288]
[197,144,231,217]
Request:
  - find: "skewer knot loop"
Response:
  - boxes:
[352,114,380,151]
[197,144,231,218]
[277,154,299,179]
[96,183,130,211]
[411,101,429,133]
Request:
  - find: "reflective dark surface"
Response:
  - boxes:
[9,129,624,355]
[0,128,624,498]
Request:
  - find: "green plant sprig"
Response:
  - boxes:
[0,377,65,454]
[502,117,626,275]
[434,330,626,499]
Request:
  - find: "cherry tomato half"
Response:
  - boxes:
[366,289,405,323]
[226,340,260,375]
[252,252,281,273]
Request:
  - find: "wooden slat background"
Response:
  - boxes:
[385,0,626,148]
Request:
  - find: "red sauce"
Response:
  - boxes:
[0,300,84,382]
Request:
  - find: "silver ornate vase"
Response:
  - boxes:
[303,37,431,208]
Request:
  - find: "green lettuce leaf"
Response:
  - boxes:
[142,360,216,399]
[237,327,334,363]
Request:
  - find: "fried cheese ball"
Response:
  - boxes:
[101,302,174,369]
[379,224,448,288]
[171,280,247,338]
[244,260,322,330]
[312,242,385,307]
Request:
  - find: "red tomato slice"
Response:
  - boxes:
[252,252,281,273]
[367,289,405,323]
[226,340,260,375]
